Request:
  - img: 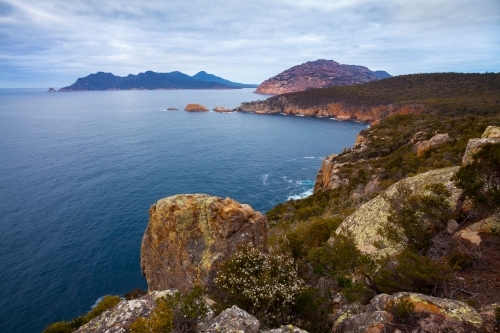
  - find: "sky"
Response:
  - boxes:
[1,0,499,88]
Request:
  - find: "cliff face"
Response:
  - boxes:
[237,98,429,124]
[255,59,390,95]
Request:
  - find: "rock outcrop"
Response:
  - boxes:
[184,104,209,112]
[462,126,500,165]
[166,107,178,110]
[413,133,452,157]
[206,305,260,333]
[47,87,56,92]
[255,59,390,95]
[213,106,233,113]
[334,167,461,256]
[140,194,268,291]
[75,292,172,333]
[333,292,484,333]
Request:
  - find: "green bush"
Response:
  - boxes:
[448,252,474,270]
[453,142,500,209]
[278,217,342,260]
[130,297,173,333]
[389,299,416,319]
[379,182,452,254]
[214,246,306,327]
[163,286,209,333]
[374,249,451,295]
[43,295,121,333]
[308,233,372,277]
[85,295,121,322]
[125,288,147,300]
[42,321,73,333]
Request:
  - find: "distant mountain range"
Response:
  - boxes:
[255,59,391,94]
[58,71,258,91]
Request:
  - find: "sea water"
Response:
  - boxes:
[0,88,366,332]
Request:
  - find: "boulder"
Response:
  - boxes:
[333,310,393,333]
[366,292,483,327]
[414,133,452,157]
[447,219,459,234]
[141,194,268,291]
[335,167,461,256]
[76,296,156,333]
[454,213,500,245]
[185,104,209,112]
[462,126,500,165]
[481,126,500,139]
[333,292,484,333]
[205,305,260,333]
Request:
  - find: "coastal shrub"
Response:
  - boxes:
[125,288,147,300]
[379,182,452,254]
[42,321,73,333]
[453,142,500,209]
[292,287,333,333]
[277,216,342,260]
[374,249,451,295]
[163,286,209,333]
[130,297,173,333]
[308,233,372,277]
[214,246,306,327]
[85,295,121,322]
[389,299,416,319]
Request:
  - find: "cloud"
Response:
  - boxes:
[0,0,499,87]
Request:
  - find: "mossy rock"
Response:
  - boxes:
[335,167,461,256]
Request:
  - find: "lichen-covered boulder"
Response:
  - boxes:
[367,292,483,327]
[481,126,500,139]
[333,310,393,333]
[333,292,484,333]
[141,194,268,291]
[335,167,461,256]
[205,305,260,333]
[462,126,500,166]
[76,296,156,333]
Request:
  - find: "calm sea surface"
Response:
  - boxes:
[0,88,366,332]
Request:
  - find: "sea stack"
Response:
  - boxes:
[184,103,209,112]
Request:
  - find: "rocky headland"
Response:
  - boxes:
[255,59,391,95]
[239,72,500,124]
[58,71,257,91]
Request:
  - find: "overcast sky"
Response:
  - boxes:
[1,0,499,88]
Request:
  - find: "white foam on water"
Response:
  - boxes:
[261,174,269,185]
[287,188,314,201]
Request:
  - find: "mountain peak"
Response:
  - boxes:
[255,59,391,95]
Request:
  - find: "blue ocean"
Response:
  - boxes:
[0,88,366,332]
